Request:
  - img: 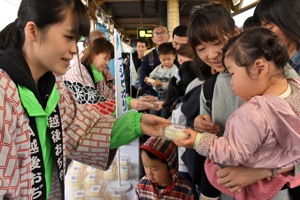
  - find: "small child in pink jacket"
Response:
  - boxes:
[175,27,300,200]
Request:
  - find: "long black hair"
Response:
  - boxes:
[0,0,90,50]
[188,3,233,80]
[253,0,300,50]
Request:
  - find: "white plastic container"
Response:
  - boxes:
[161,124,189,141]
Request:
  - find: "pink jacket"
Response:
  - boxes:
[195,78,300,199]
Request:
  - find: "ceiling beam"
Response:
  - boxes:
[232,0,259,16]
[114,17,159,24]
[120,23,157,27]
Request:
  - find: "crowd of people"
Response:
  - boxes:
[0,0,299,199]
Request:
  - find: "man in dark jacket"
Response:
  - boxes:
[138,25,170,96]
[125,39,147,97]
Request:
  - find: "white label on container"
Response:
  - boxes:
[72,166,80,171]
[87,174,96,181]
[74,190,84,197]
[92,185,101,192]
[70,175,79,182]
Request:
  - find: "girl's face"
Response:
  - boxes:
[262,22,288,45]
[141,151,172,187]
[28,9,78,78]
[159,54,176,68]
[195,39,226,72]
[225,56,259,101]
[262,22,295,56]
[92,52,111,72]
[177,54,192,65]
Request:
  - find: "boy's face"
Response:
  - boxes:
[141,151,172,187]
[136,42,147,56]
[159,54,176,68]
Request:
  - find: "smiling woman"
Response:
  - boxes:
[64,37,116,104]
[0,0,170,199]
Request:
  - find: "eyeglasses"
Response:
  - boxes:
[153,31,168,37]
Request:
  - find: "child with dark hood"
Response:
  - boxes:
[136,136,197,199]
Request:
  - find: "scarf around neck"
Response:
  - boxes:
[0,49,65,199]
[18,84,64,199]
[91,63,104,83]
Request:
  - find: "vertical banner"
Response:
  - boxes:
[109,59,115,79]
[95,22,110,41]
[129,53,138,87]
[114,30,128,117]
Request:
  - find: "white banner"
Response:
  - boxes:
[129,53,139,86]
[114,30,128,117]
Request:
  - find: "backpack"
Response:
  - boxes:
[202,73,219,112]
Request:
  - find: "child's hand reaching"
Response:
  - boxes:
[173,128,198,149]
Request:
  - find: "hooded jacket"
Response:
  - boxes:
[136,136,196,200]
[195,78,300,200]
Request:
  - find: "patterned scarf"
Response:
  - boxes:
[18,84,64,199]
